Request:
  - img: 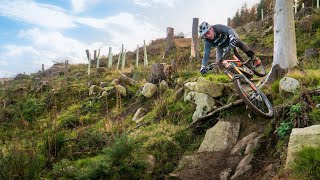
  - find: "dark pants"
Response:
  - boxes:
[216,40,254,62]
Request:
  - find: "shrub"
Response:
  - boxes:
[59,113,80,129]
[52,135,148,179]
[173,129,202,153]
[42,131,67,166]
[75,129,109,153]
[0,107,15,123]
[166,100,194,125]
[145,136,182,177]
[275,122,292,139]
[0,146,45,179]
[58,104,81,129]
[292,146,320,179]
[19,97,44,122]
[309,108,320,125]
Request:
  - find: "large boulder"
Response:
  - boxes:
[286,125,320,168]
[89,85,102,96]
[174,88,184,102]
[198,120,240,152]
[159,80,169,92]
[245,135,263,155]
[132,108,147,122]
[184,77,225,98]
[177,155,200,170]
[231,164,252,180]
[231,132,258,155]
[141,83,158,98]
[185,91,216,121]
[279,77,300,96]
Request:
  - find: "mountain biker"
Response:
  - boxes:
[198,21,261,74]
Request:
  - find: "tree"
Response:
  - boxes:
[232,10,241,27]
[256,0,275,20]
[265,0,298,83]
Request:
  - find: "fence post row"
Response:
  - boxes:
[294,0,298,14]
[96,49,100,69]
[136,44,139,68]
[121,49,126,70]
[191,18,199,60]
[108,47,112,68]
[85,49,91,76]
[64,60,69,78]
[144,40,148,66]
[117,44,124,70]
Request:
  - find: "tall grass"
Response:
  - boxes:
[292,146,320,179]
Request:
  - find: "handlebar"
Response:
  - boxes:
[202,45,234,75]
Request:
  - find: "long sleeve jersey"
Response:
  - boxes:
[201,24,238,66]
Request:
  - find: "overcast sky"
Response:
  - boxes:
[0,0,259,77]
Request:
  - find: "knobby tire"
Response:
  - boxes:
[233,75,274,118]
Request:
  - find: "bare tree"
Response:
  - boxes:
[265,0,298,83]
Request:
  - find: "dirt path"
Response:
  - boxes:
[176,152,242,180]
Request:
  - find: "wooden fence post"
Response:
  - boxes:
[94,50,97,62]
[136,44,139,68]
[144,40,148,66]
[163,27,175,59]
[108,47,112,68]
[96,49,100,68]
[85,49,91,76]
[64,60,68,78]
[121,49,126,70]
[191,18,199,60]
[294,0,298,14]
[117,44,124,69]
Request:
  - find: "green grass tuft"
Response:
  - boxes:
[292,146,320,179]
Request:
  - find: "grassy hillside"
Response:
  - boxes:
[1,11,320,179]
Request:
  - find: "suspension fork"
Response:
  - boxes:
[233,74,258,91]
[223,63,244,80]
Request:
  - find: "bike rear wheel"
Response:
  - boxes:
[233,75,274,118]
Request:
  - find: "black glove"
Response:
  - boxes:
[229,35,238,48]
[200,65,206,75]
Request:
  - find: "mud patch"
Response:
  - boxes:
[175,152,242,180]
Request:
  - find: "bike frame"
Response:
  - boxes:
[220,55,257,91]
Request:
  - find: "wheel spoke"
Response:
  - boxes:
[238,78,270,114]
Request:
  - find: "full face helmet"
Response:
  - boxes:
[199,21,210,37]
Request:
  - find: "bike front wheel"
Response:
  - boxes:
[233,75,274,118]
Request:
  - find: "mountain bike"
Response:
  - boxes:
[203,46,274,118]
